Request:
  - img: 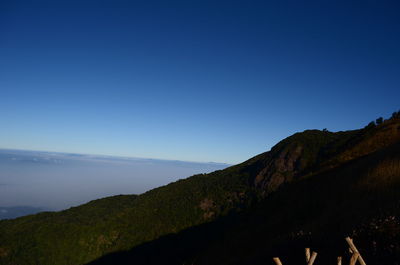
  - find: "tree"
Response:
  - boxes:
[365,121,376,129]
[392,111,400,119]
[376,117,384,125]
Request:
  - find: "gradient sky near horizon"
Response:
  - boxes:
[1,0,399,164]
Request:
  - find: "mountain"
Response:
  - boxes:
[0,112,399,265]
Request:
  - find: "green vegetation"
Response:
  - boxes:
[0,113,400,265]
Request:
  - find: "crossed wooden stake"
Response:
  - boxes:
[272,237,366,265]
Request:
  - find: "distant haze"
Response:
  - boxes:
[0,149,229,211]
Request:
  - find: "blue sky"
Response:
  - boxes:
[1,0,399,164]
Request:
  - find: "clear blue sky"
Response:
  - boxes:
[1,0,399,164]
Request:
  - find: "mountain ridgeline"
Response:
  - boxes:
[1,113,400,265]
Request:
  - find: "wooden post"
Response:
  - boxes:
[305,248,311,263]
[307,252,317,265]
[348,238,354,254]
[337,256,342,265]
[273,257,283,265]
[350,253,360,265]
[345,237,366,265]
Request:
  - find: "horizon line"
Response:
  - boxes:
[0,147,232,166]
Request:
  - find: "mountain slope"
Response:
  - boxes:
[0,114,399,265]
[88,141,400,265]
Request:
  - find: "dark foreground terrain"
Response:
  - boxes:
[1,112,400,265]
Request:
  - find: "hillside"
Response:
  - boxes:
[0,113,399,265]
[89,141,400,265]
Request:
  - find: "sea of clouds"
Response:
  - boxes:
[0,149,229,216]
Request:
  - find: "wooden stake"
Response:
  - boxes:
[348,238,354,254]
[307,252,317,265]
[350,253,360,265]
[345,237,366,265]
[305,248,311,263]
[273,257,283,265]
[337,256,342,265]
